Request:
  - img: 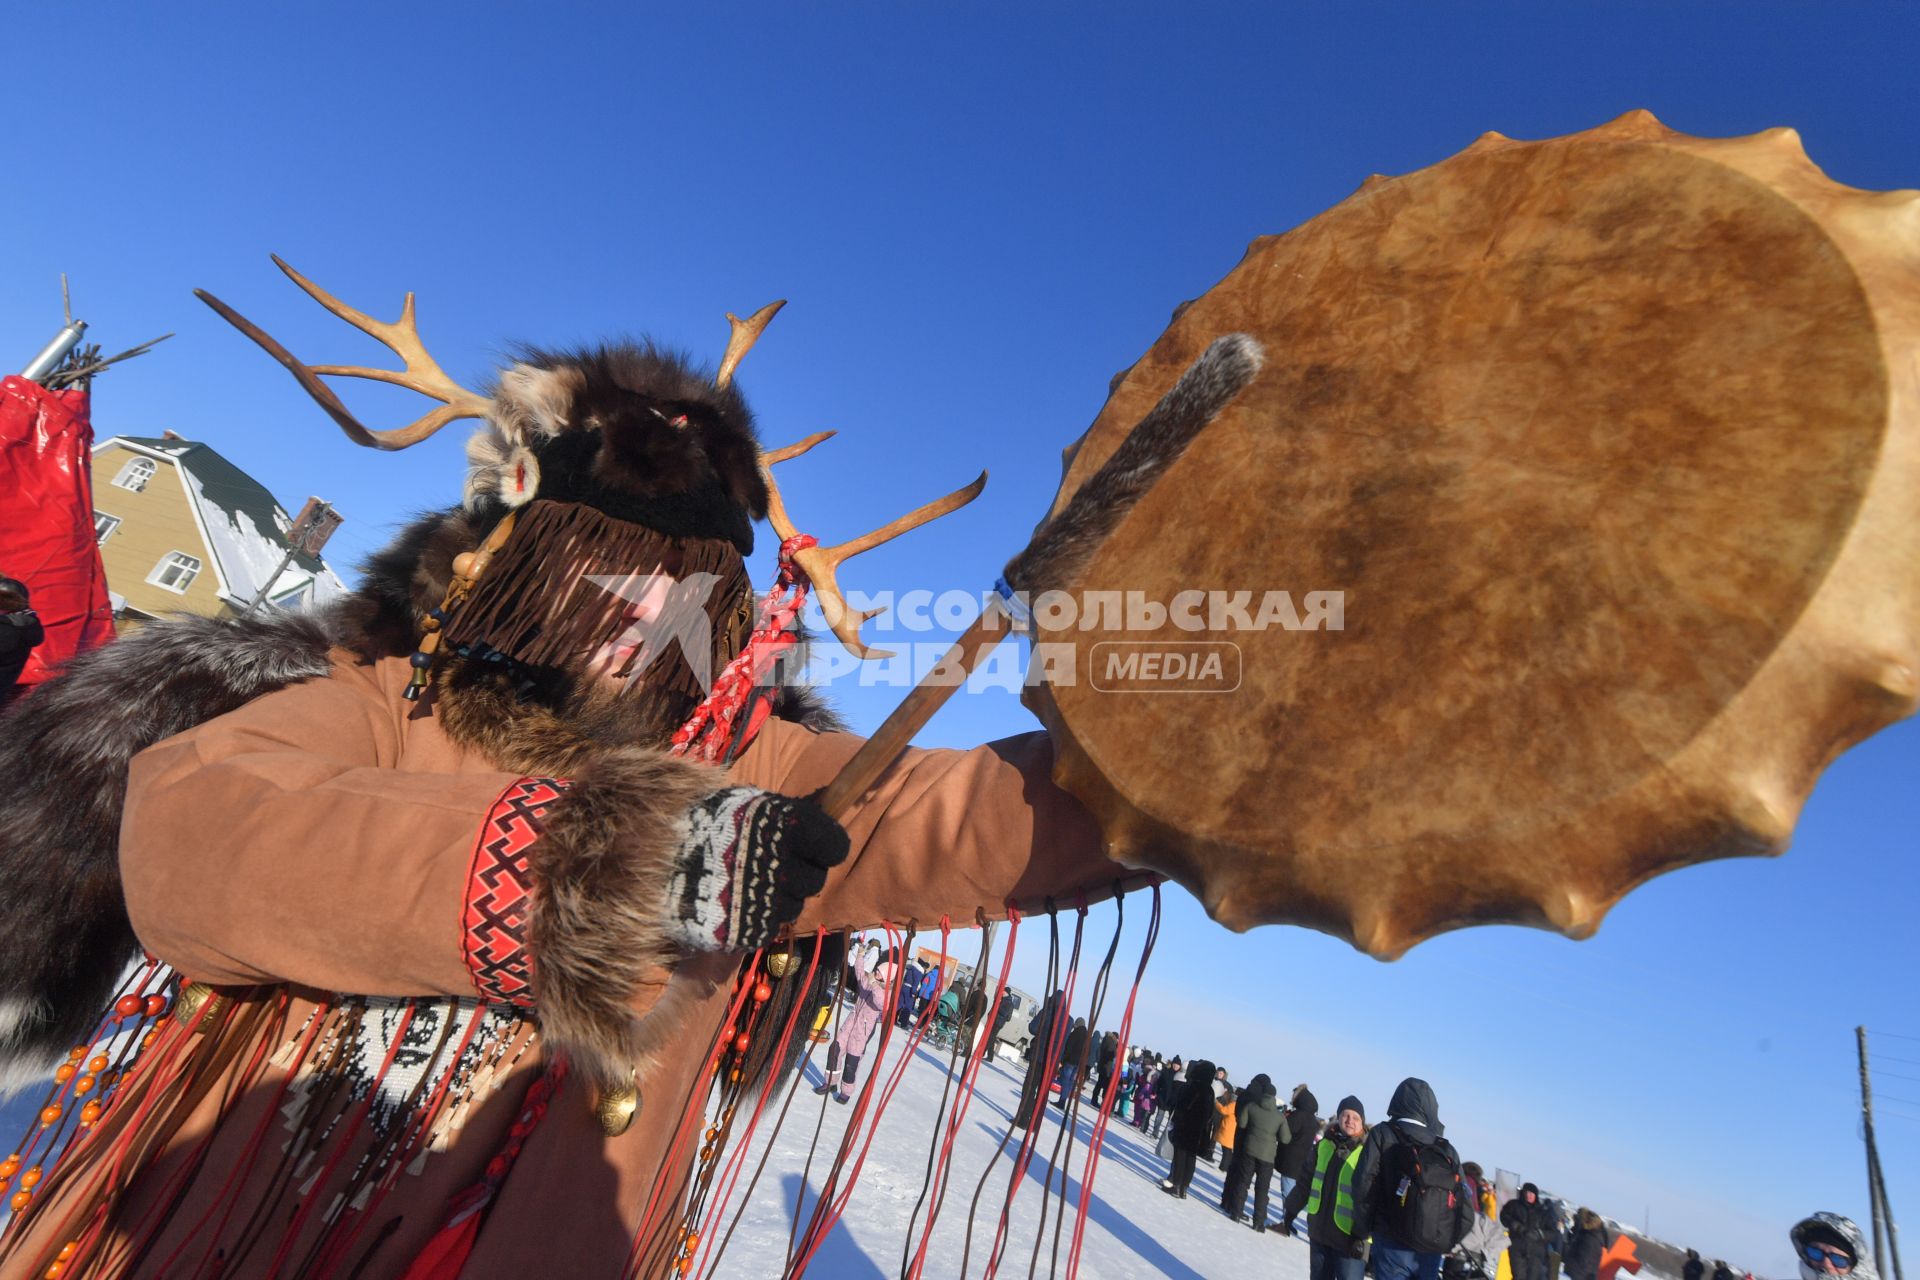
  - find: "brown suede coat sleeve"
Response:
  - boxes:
[731,717,1125,932]
[119,654,1122,1000]
[120,656,522,997]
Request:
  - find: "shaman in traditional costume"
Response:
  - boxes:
[0,314,1123,1278]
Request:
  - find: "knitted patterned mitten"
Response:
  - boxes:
[664,787,850,952]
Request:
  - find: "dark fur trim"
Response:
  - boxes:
[742,931,843,1090]
[768,678,845,735]
[0,612,335,1087]
[327,507,483,663]
[523,745,716,1090]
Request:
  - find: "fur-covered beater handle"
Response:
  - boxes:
[813,335,1265,820]
[664,787,851,952]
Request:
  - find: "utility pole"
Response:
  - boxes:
[247,499,337,614]
[1874,1139,1905,1280]
[1858,1026,1906,1280]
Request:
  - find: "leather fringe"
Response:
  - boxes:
[440,500,753,700]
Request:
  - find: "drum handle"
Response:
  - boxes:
[815,602,1016,819]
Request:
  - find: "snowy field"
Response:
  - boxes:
[695,1025,1316,1280]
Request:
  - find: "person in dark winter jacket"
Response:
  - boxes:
[1224,1074,1288,1229]
[0,577,44,706]
[1151,1057,1183,1138]
[985,993,1015,1062]
[1278,1084,1321,1233]
[1711,1263,1737,1280]
[1562,1208,1609,1280]
[1056,1018,1090,1105]
[1091,1030,1120,1105]
[959,981,990,1042]
[1352,1078,1474,1280]
[1014,991,1066,1129]
[1683,1250,1705,1280]
[1159,1058,1219,1199]
[895,959,923,1027]
[1306,1095,1370,1280]
[1502,1183,1556,1280]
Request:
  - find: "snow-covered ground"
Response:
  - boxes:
[692,1025,1315,1280]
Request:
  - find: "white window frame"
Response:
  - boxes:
[113,457,157,493]
[146,551,202,594]
[94,511,122,544]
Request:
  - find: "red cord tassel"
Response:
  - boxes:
[399,1057,569,1280]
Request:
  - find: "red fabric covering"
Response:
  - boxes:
[1600,1234,1642,1280]
[0,375,113,685]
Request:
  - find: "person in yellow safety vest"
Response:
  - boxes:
[1303,1095,1370,1280]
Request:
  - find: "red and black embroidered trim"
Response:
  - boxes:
[463,777,571,1005]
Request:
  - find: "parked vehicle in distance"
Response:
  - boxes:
[943,963,1038,1058]
[993,986,1039,1058]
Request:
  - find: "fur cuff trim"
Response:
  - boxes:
[525,745,714,1089]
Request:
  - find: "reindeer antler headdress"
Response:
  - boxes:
[196,260,984,700]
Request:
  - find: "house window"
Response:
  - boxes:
[113,457,157,492]
[147,552,201,593]
[94,512,122,544]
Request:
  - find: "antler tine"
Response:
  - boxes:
[716,300,785,390]
[194,257,491,451]
[274,255,493,419]
[761,435,988,659]
[820,473,987,562]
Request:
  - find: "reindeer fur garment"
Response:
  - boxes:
[0,506,838,1092]
[0,611,336,1088]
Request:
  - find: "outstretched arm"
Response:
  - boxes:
[726,716,1129,933]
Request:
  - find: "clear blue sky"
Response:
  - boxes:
[3,5,1915,1273]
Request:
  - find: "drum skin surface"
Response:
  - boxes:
[1025,111,1920,956]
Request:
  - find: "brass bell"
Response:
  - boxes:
[766,951,798,980]
[173,983,217,1023]
[595,1076,641,1137]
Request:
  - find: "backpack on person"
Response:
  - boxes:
[1379,1134,1467,1253]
